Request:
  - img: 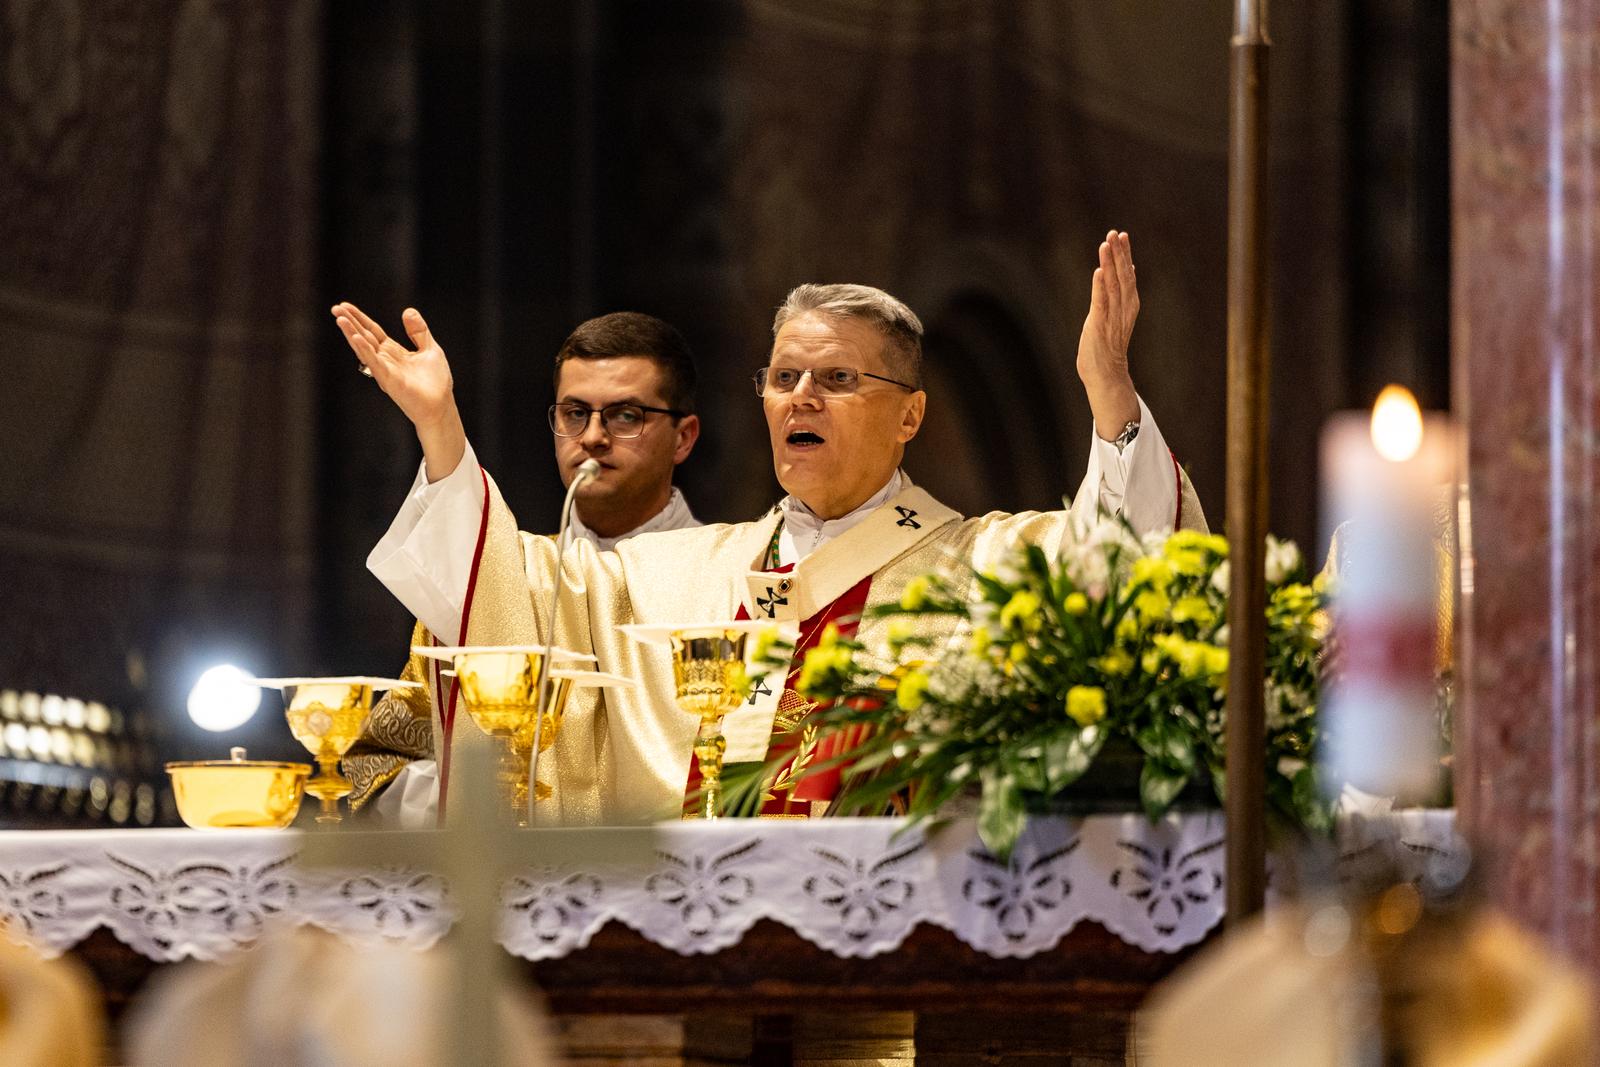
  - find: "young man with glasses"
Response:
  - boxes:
[336,230,1203,823]
[340,312,704,820]
[547,312,702,547]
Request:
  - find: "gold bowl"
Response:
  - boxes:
[166,748,312,829]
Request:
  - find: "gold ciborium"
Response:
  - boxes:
[166,747,311,829]
[669,628,751,820]
[254,676,419,825]
[423,646,596,825]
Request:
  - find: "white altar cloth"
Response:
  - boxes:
[0,811,1461,963]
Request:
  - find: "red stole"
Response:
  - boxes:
[682,565,874,816]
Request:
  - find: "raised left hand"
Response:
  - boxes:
[1076,230,1142,439]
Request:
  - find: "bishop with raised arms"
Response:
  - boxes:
[331,231,1204,824]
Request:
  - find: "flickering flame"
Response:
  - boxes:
[1370,385,1423,462]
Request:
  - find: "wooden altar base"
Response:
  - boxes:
[72,917,1196,1064]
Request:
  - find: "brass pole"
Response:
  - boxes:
[1225,0,1270,924]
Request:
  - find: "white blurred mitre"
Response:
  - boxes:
[0,935,105,1067]
[126,926,556,1067]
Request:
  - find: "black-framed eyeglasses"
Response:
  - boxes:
[547,401,685,439]
[753,366,919,397]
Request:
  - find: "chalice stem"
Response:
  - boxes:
[311,756,348,826]
[494,732,528,826]
[692,716,727,820]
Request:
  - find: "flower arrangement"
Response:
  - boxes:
[738,522,1333,859]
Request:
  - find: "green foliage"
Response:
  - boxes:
[740,521,1339,860]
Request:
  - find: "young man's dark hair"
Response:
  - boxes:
[555,312,697,415]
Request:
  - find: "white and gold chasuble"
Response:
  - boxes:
[439,470,1204,825]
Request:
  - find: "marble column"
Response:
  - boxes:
[1453,0,1600,976]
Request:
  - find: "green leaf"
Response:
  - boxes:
[1043,724,1106,789]
[1163,730,1197,774]
[1139,760,1190,820]
[1291,766,1334,834]
[1011,746,1047,793]
[1133,722,1166,759]
[978,769,1028,862]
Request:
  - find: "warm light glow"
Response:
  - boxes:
[187,665,262,732]
[1370,385,1423,462]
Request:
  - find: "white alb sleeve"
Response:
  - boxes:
[366,443,486,642]
[1070,395,1180,537]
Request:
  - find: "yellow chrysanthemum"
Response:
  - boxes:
[1098,648,1134,676]
[969,625,992,656]
[1273,583,1317,616]
[1066,685,1107,727]
[900,576,931,611]
[1166,547,1209,577]
[896,670,930,712]
[1129,556,1176,592]
[1171,596,1215,626]
[1008,641,1029,664]
[887,617,916,650]
[1166,529,1209,552]
[1064,592,1089,616]
[999,589,1044,632]
[796,636,848,695]
[1175,641,1208,679]
[1134,588,1170,623]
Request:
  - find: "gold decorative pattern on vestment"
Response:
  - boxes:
[344,620,437,812]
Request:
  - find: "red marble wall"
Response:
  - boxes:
[1453,0,1600,974]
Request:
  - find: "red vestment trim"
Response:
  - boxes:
[436,463,493,819]
[1171,449,1183,530]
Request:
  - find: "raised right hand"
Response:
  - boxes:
[332,302,466,481]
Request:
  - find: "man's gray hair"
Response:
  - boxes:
[772,283,924,386]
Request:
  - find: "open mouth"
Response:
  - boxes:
[786,430,826,448]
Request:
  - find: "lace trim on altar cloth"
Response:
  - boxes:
[0,812,1460,963]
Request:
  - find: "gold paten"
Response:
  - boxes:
[166,747,311,829]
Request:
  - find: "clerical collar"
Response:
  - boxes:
[776,470,905,566]
[570,486,700,551]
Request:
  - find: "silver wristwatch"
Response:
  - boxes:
[1112,419,1141,454]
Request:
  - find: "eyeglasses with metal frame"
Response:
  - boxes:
[752,366,919,397]
[547,401,686,439]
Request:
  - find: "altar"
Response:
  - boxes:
[0,811,1461,1062]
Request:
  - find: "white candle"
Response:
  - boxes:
[1320,386,1455,802]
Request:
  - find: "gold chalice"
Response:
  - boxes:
[619,622,769,820]
[418,645,596,825]
[670,628,752,820]
[511,669,638,813]
[254,676,419,825]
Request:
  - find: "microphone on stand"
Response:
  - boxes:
[528,458,601,822]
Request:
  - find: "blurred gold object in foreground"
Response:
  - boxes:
[166,747,311,829]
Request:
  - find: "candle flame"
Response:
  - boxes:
[1371,385,1423,462]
